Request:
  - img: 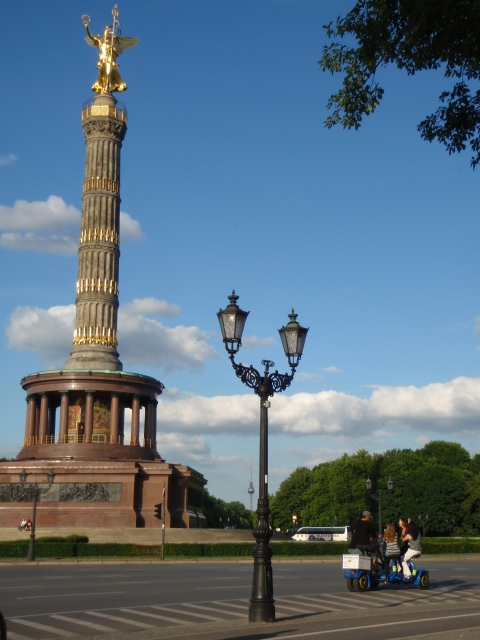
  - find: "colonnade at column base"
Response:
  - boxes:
[20,370,163,458]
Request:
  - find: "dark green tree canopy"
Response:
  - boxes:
[319,0,480,167]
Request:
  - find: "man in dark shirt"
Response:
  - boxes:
[352,510,379,557]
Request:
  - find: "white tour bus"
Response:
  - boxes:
[291,526,352,542]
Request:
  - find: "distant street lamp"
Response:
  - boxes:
[446,518,456,537]
[217,291,308,623]
[20,469,55,561]
[418,514,429,537]
[365,477,394,536]
[292,514,298,532]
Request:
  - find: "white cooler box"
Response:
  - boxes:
[342,554,372,571]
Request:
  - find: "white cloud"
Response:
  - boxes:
[156,377,480,438]
[0,233,79,255]
[6,304,76,365]
[6,298,217,372]
[242,335,276,348]
[122,298,181,317]
[118,304,217,372]
[0,196,143,254]
[120,212,144,240]
[0,196,79,232]
[0,154,18,167]
[322,366,343,374]
[296,372,324,381]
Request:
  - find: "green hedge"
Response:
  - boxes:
[0,538,478,559]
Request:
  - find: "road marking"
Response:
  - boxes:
[153,605,223,622]
[294,595,364,610]
[50,614,115,632]
[316,593,384,608]
[195,585,250,590]
[86,611,157,629]
[294,596,343,611]
[274,601,325,615]
[212,601,248,611]
[118,608,191,625]
[257,611,480,639]
[360,592,415,606]
[17,590,124,600]
[10,618,78,637]
[5,631,33,640]
[182,602,245,618]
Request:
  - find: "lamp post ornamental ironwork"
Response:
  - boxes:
[365,477,393,536]
[217,291,308,623]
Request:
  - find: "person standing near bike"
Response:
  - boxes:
[351,511,379,558]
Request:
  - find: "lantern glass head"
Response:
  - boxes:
[19,469,27,484]
[366,477,372,491]
[217,291,249,354]
[47,469,55,485]
[387,478,393,492]
[278,309,309,367]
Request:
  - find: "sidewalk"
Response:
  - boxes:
[0,553,479,566]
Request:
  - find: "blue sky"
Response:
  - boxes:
[2,0,480,505]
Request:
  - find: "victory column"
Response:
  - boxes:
[0,7,206,531]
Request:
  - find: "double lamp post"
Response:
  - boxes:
[217,291,308,623]
[19,468,56,562]
[365,476,393,536]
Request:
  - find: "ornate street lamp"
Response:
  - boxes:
[365,477,394,536]
[418,514,429,537]
[292,514,298,532]
[446,518,456,537]
[217,291,308,623]
[20,469,56,562]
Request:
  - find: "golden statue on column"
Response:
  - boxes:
[82,5,138,94]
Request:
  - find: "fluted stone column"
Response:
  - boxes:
[110,393,120,444]
[59,393,69,443]
[66,93,127,371]
[84,392,94,443]
[131,395,140,446]
[38,394,49,444]
[25,396,36,444]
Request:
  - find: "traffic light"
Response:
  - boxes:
[154,503,162,519]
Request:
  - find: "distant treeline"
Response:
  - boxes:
[269,441,480,536]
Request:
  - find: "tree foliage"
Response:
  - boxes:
[319,0,480,167]
[202,489,255,529]
[273,440,478,536]
[270,466,314,531]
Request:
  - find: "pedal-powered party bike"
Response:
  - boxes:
[343,543,429,592]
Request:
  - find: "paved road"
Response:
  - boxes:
[1,559,479,639]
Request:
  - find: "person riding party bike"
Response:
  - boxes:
[400,516,422,580]
[383,523,401,582]
[351,510,380,559]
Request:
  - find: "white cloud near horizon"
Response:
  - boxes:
[156,377,480,438]
[0,154,18,167]
[6,298,217,372]
[242,335,276,348]
[322,366,343,374]
[0,196,143,254]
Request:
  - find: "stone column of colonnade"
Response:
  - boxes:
[66,93,127,371]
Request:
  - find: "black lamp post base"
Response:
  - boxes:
[249,599,275,623]
[249,516,275,623]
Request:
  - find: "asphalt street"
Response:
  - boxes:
[1,559,479,640]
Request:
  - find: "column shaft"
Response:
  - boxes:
[110,394,120,444]
[131,396,140,446]
[151,400,158,450]
[84,393,94,443]
[59,393,69,443]
[38,394,49,444]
